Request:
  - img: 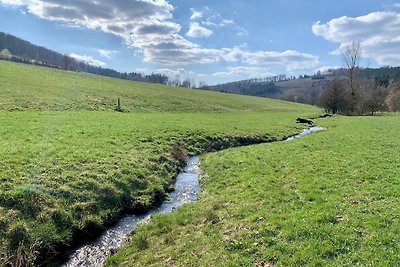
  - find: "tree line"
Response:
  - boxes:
[317,41,400,115]
[0,32,169,85]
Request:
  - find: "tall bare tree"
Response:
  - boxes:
[342,41,362,96]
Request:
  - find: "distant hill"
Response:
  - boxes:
[203,76,334,105]
[204,67,400,105]
[0,32,169,84]
[0,32,64,67]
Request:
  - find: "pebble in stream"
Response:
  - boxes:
[62,156,200,267]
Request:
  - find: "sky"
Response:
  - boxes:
[0,0,400,85]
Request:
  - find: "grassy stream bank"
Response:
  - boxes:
[106,115,400,267]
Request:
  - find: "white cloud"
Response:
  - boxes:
[312,11,400,65]
[235,26,249,36]
[157,68,188,77]
[190,8,203,20]
[186,22,213,38]
[220,19,234,26]
[0,0,187,64]
[200,12,246,36]
[202,21,218,27]
[97,49,117,58]
[212,66,274,78]
[156,68,197,83]
[70,53,106,67]
[201,17,235,28]
[315,66,340,74]
[0,0,25,4]
[0,0,318,71]
[234,49,319,71]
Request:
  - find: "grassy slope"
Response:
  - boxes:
[0,61,320,264]
[107,115,400,267]
[0,61,309,113]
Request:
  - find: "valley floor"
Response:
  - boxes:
[0,61,321,265]
[106,115,400,267]
[0,110,316,265]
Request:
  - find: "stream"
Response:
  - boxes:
[62,127,323,267]
[62,157,200,267]
[285,126,324,141]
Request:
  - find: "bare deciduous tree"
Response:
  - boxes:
[386,80,400,112]
[342,40,362,96]
[62,54,77,71]
[198,81,208,88]
[181,79,192,88]
[362,85,387,115]
[317,78,348,114]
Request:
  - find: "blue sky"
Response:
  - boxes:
[0,0,400,85]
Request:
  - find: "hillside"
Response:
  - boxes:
[204,67,400,106]
[204,76,334,105]
[0,32,169,84]
[0,60,314,113]
[275,78,332,104]
[0,61,320,265]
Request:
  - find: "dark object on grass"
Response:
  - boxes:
[319,113,332,118]
[310,113,332,119]
[115,98,123,112]
[296,117,314,125]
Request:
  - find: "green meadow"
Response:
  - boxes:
[106,115,400,267]
[0,61,310,113]
[0,61,320,264]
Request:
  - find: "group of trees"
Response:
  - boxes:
[317,76,389,115]
[317,41,400,115]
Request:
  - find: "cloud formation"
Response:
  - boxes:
[190,8,203,20]
[70,53,106,67]
[157,67,193,77]
[312,11,400,65]
[97,49,117,58]
[212,66,274,78]
[240,50,319,71]
[0,0,319,71]
[186,22,213,38]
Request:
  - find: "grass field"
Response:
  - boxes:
[106,115,400,267]
[0,61,311,113]
[0,61,320,265]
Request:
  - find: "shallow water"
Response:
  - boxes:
[62,126,324,267]
[62,156,200,267]
[285,126,324,141]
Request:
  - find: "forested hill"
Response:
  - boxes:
[203,76,332,105]
[0,32,64,67]
[204,67,400,105]
[0,32,169,84]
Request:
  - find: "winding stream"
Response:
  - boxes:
[62,127,323,267]
[62,157,200,267]
[285,126,324,141]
